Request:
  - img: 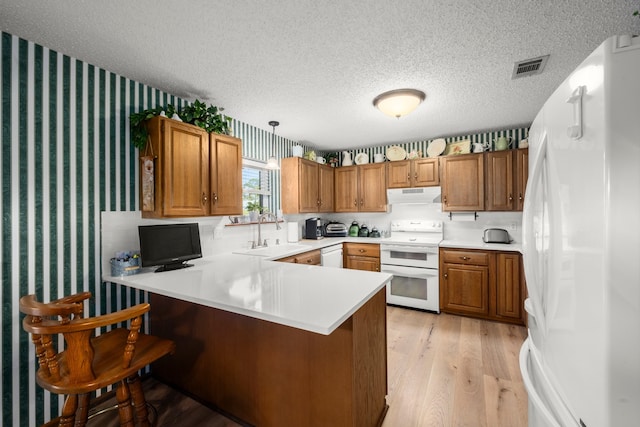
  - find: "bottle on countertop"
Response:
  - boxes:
[369,226,380,238]
[358,224,369,237]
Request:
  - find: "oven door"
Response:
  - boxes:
[380,244,438,269]
[381,264,440,312]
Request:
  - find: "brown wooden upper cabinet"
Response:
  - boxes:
[281,157,334,214]
[485,148,528,211]
[386,158,440,188]
[334,164,387,213]
[440,153,484,211]
[515,148,529,211]
[141,116,242,218]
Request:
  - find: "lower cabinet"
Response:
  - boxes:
[440,248,524,325]
[343,243,380,272]
[276,249,321,265]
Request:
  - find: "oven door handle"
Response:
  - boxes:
[380,245,438,254]
[381,266,439,279]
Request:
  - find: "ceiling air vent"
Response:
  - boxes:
[512,55,549,79]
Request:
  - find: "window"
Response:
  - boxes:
[242,159,272,214]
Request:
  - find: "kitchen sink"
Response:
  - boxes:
[232,243,312,258]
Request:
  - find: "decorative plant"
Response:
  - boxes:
[129,100,232,150]
[245,201,263,213]
[324,152,339,167]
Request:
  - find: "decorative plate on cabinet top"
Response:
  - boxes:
[427,138,446,157]
[354,153,369,165]
[386,146,407,161]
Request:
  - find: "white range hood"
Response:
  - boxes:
[386,187,441,205]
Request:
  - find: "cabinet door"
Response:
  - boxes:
[441,263,490,316]
[359,163,387,212]
[386,160,411,188]
[345,256,380,272]
[210,134,243,215]
[485,151,515,211]
[413,158,440,187]
[299,160,320,212]
[515,148,528,211]
[496,252,523,322]
[334,166,359,212]
[441,153,484,211]
[162,120,210,217]
[318,165,334,212]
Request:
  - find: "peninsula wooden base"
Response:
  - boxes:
[150,289,388,427]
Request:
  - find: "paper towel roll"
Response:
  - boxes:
[287,222,299,242]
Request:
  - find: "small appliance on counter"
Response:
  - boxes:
[304,217,324,240]
[323,221,347,237]
[482,228,511,244]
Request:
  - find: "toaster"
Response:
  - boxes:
[324,222,348,237]
[482,228,511,244]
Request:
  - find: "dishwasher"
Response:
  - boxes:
[321,244,343,268]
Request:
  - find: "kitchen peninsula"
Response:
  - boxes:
[104,253,391,427]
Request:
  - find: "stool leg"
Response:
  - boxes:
[128,374,151,427]
[116,380,135,427]
[75,393,90,426]
[59,394,77,427]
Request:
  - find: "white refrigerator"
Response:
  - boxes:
[519,35,640,427]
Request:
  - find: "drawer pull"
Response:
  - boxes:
[359,249,366,253]
[459,256,470,261]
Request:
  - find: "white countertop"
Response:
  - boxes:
[104,253,391,336]
[439,239,522,253]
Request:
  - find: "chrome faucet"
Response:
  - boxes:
[257,212,281,247]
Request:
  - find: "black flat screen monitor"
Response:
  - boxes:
[138,223,202,273]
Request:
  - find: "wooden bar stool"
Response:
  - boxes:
[20,292,175,427]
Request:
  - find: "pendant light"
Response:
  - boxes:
[373,89,426,118]
[265,120,280,170]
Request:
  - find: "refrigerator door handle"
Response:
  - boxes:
[523,134,548,334]
[566,85,585,139]
[519,339,563,427]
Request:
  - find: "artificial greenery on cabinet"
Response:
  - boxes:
[130,100,232,149]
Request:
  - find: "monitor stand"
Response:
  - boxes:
[154,262,194,273]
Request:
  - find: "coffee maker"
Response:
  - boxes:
[304,218,323,240]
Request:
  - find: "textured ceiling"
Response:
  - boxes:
[1,1,639,150]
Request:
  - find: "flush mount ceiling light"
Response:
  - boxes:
[373,89,426,118]
[265,120,280,170]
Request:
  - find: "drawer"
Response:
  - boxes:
[344,243,380,258]
[441,249,490,266]
[294,249,321,265]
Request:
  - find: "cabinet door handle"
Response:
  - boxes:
[354,199,358,206]
[202,193,208,205]
[414,172,418,179]
[360,199,363,206]
[519,193,523,201]
[407,174,411,181]
[443,195,448,205]
[509,194,513,202]
[212,192,218,203]
[444,273,448,279]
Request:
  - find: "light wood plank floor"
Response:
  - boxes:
[89,307,528,426]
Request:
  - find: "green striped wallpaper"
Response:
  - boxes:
[0,31,301,426]
[1,30,530,426]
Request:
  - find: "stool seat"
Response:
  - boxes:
[20,292,175,427]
